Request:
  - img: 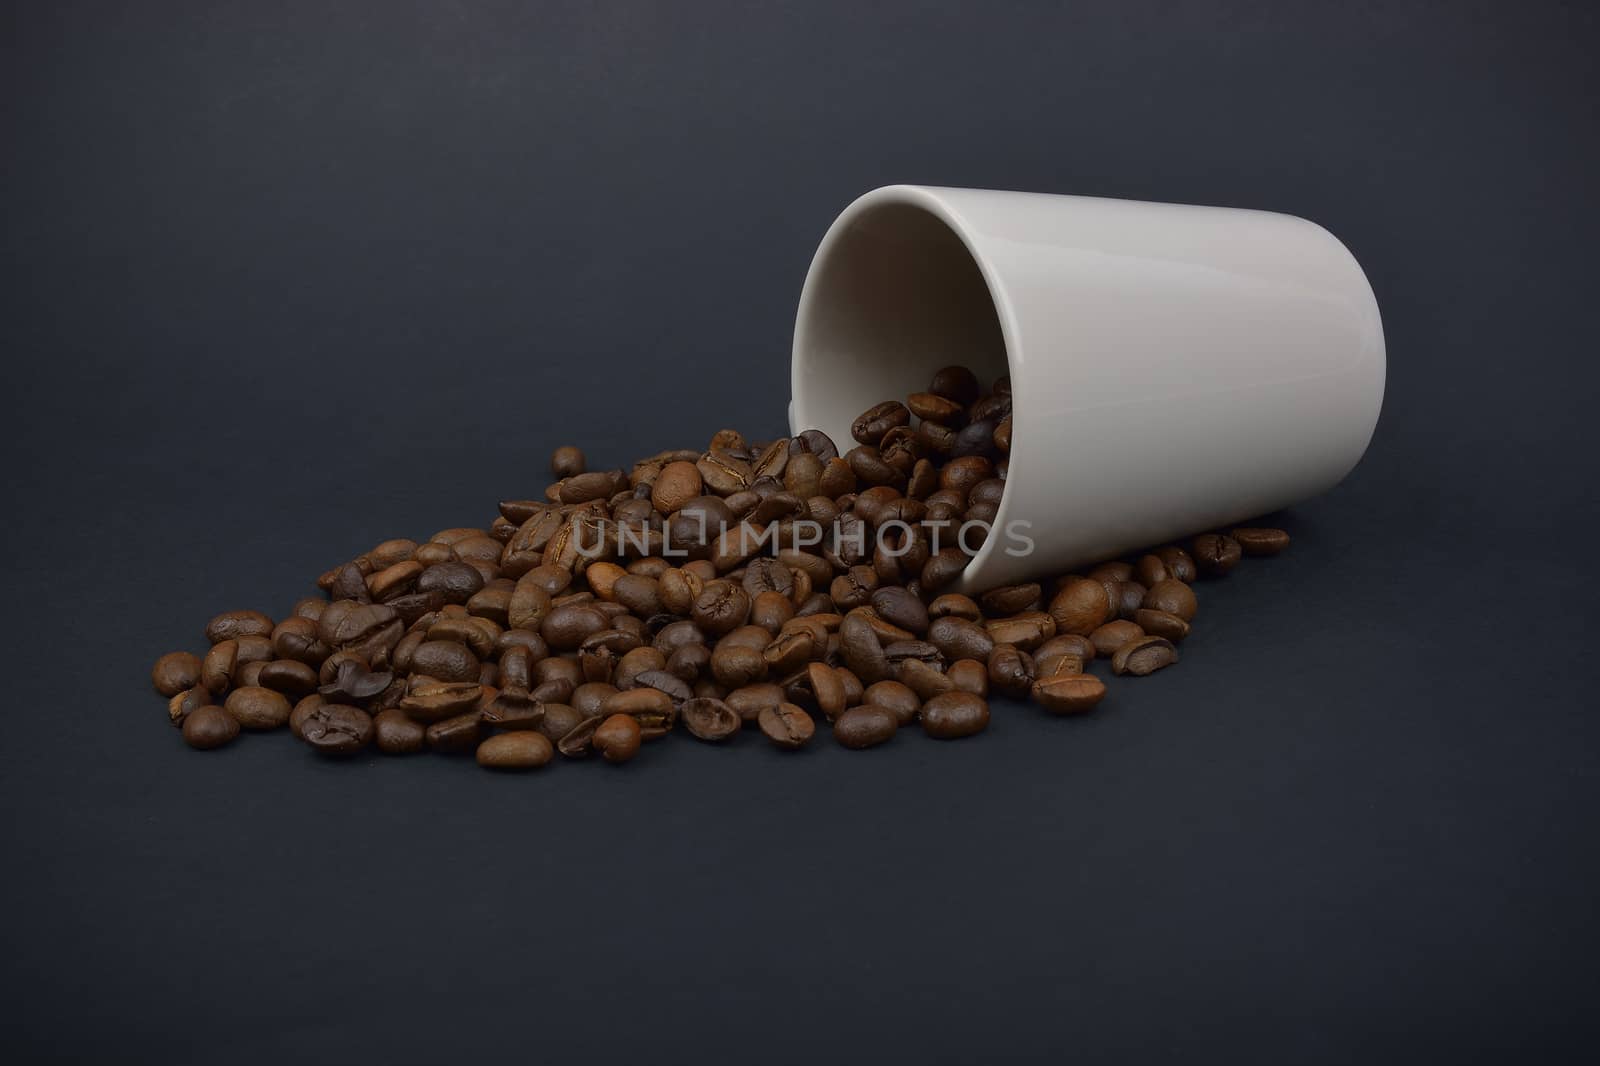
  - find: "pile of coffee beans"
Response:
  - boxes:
[150,365,1289,769]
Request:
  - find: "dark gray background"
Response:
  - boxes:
[3,2,1596,1062]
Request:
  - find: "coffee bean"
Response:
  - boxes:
[1133,554,1170,587]
[1192,533,1242,576]
[851,401,910,446]
[1231,527,1291,556]
[986,645,1034,695]
[224,686,292,730]
[1031,673,1107,714]
[833,705,898,749]
[151,652,202,697]
[920,691,989,739]
[551,445,586,479]
[929,365,981,405]
[424,710,482,753]
[592,713,643,762]
[373,708,426,754]
[204,610,274,645]
[1142,580,1198,622]
[681,697,741,741]
[1111,636,1179,676]
[182,705,240,750]
[871,586,929,634]
[927,616,994,662]
[258,659,320,699]
[839,612,890,683]
[301,704,375,754]
[167,685,211,728]
[897,658,953,701]
[200,640,238,695]
[477,731,555,770]
[537,703,585,743]
[1154,547,1197,583]
[946,659,988,697]
[1134,608,1191,642]
[1047,578,1112,636]
[860,680,919,726]
[711,683,773,726]
[1089,620,1146,658]
[757,702,815,749]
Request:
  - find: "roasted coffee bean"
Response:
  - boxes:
[477,731,555,770]
[851,401,910,446]
[1047,578,1112,636]
[723,681,784,723]
[1032,673,1107,714]
[151,652,203,697]
[984,612,1053,649]
[1142,580,1198,622]
[1089,620,1146,658]
[833,705,898,750]
[1134,608,1191,642]
[602,687,677,737]
[987,645,1035,696]
[1154,546,1197,583]
[272,617,331,665]
[167,685,211,728]
[543,603,610,651]
[946,659,988,697]
[409,640,480,682]
[757,702,815,749]
[301,704,375,754]
[288,695,324,739]
[691,581,751,636]
[541,450,589,485]
[861,680,919,726]
[710,645,767,688]
[697,450,754,495]
[205,609,275,645]
[558,469,627,504]
[927,616,994,663]
[1117,581,1147,620]
[1112,636,1180,676]
[200,639,238,695]
[415,708,478,752]
[1133,554,1170,587]
[320,658,396,702]
[912,548,961,593]
[929,365,981,404]
[979,583,1041,616]
[415,562,484,604]
[399,679,483,722]
[681,697,741,741]
[870,586,929,634]
[373,708,426,754]
[1192,533,1243,576]
[1231,527,1291,556]
[182,705,240,750]
[256,659,319,699]
[839,612,890,684]
[653,460,704,514]
[920,691,989,739]
[906,391,966,424]
[222,686,291,730]
[536,703,585,744]
[592,713,643,762]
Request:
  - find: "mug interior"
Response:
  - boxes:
[791,196,1010,450]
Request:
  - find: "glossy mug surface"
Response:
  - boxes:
[790,184,1386,593]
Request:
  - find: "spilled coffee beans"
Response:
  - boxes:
[149,364,1291,767]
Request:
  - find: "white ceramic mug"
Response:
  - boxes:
[789,184,1386,593]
